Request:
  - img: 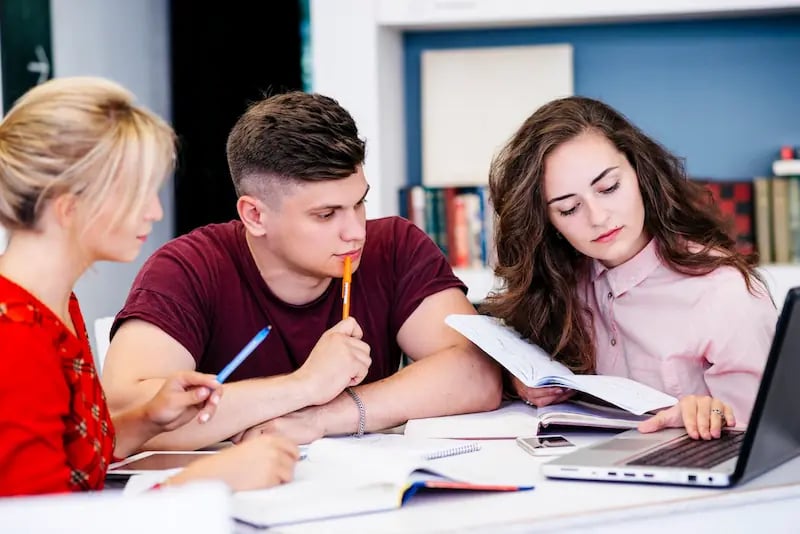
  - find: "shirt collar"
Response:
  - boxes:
[590,238,661,297]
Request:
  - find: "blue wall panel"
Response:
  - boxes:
[404,16,800,185]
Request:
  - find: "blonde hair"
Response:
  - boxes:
[0,76,176,232]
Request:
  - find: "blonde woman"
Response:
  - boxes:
[0,76,298,496]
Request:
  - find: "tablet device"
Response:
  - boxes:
[107,450,217,476]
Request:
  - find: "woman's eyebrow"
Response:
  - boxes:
[546,167,618,205]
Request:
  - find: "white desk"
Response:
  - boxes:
[264,432,800,534]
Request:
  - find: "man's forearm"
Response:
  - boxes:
[133,373,315,451]
[318,347,503,435]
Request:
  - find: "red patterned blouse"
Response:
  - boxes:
[0,275,116,495]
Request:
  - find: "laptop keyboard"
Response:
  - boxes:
[626,431,745,469]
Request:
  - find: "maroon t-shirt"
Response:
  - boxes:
[112,216,466,383]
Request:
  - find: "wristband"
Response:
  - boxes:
[345,387,366,437]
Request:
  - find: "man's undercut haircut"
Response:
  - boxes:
[226,91,366,204]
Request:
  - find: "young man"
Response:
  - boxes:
[101,91,502,450]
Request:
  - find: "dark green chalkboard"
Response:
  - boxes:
[0,0,53,111]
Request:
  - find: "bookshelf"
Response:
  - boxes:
[310,0,800,221]
[310,0,800,301]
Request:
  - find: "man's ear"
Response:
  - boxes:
[237,195,268,237]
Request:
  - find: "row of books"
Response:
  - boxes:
[755,158,800,264]
[399,185,495,268]
[399,159,800,269]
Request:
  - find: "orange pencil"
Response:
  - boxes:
[342,256,352,319]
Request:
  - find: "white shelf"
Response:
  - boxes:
[456,264,800,305]
[378,0,800,30]
[453,267,500,303]
[773,159,800,176]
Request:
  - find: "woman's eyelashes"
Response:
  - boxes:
[559,205,578,217]
[600,181,621,194]
[557,181,621,217]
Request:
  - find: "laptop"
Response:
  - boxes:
[542,286,800,488]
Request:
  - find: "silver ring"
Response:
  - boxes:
[523,399,534,406]
[711,408,724,417]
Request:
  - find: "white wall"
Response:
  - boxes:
[50,0,173,351]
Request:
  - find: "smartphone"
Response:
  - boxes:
[516,435,576,456]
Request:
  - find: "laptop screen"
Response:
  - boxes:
[735,287,800,483]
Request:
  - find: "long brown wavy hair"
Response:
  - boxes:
[482,96,767,374]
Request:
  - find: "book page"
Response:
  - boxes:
[551,375,677,415]
[404,402,539,439]
[232,439,419,527]
[232,437,527,527]
[329,434,481,460]
[445,314,573,383]
[537,400,649,430]
[446,314,677,415]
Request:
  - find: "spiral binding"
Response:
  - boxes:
[424,442,481,460]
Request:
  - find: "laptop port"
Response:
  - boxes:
[688,475,697,483]
[644,473,655,478]
[624,473,635,478]
[607,471,617,476]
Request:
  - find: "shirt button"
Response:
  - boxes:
[607,292,613,300]
[610,338,617,346]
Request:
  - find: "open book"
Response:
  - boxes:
[404,400,650,439]
[446,314,677,415]
[231,436,532,528]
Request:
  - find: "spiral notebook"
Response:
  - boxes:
[333,434,481,460]
[297,435,479,461]
[232,437,530,528]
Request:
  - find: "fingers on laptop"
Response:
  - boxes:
[681,395,734,440]
[637,404,678,434]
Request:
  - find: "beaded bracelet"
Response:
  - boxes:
[345,387,366,437]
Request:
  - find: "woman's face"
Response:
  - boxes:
[543,131,649,268]
[82,177,164,264]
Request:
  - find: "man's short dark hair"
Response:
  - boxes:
[226,91,366,198]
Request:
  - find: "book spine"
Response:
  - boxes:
[753,176,773,264]
[772,177,791,264]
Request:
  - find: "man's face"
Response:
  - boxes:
[261,167,369,279]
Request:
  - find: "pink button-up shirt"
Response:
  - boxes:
[579,239,777,423]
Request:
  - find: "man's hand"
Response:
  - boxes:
[233,407,325,445]
[511,376,575,407]
[638,395,736,440]
[293,317,371,405]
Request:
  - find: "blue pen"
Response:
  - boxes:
[216,326,272,383]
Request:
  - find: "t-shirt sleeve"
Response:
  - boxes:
[0,325,73,495]
[112,240,216,362]
[388,218,468,334]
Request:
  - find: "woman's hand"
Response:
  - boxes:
[638,395,736,440]
[511,376,575,407]
[166,435,300,492]
[145,371,224,432]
